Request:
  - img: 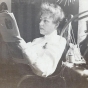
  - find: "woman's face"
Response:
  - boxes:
[39,14,57,35]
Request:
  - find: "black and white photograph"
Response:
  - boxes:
[0,0,88,88]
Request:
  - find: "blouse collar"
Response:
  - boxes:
[44,30,57,40]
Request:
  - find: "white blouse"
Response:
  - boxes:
[18,30,66,77]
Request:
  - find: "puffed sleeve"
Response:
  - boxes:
[23,37,66,77]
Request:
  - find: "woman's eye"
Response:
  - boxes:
[44,20,48,23]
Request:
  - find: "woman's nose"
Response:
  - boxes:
[39,20,44,26]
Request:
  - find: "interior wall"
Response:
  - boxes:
[78,0,88,44]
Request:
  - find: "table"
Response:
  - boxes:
[63,62,88,88]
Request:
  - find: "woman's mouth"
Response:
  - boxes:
[40,27,44,30]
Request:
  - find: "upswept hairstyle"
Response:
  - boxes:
[40,2,65,25]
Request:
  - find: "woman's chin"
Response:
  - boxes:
[40,31,45,35]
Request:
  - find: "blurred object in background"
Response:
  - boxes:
[0,0,11,12]
[57,0,76,6]
[0,2,8,11]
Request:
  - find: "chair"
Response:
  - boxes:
[17,54,67,88]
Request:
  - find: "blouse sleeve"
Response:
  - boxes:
[22,37,66,77]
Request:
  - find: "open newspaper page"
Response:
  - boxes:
[0,12,20,42]
[0,12,29,64]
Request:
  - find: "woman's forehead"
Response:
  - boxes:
[40,14,53,20]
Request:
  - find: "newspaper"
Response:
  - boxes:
[0,11,20,42]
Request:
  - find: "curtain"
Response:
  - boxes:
[12,0,40,42]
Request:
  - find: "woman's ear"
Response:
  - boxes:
[55,22,60,28]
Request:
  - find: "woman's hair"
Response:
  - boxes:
[40,2,65,25]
